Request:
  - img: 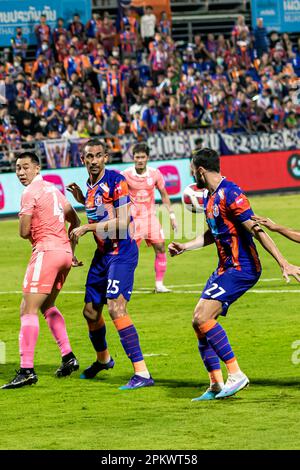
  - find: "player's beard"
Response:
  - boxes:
[196,173,206,189]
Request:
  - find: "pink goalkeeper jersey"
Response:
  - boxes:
[19,174,71,252]
[122,166,165,218]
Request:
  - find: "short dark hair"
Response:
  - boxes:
[194,137,203,146]
[192,148,220,173]
[82,138,108,154]
[16,151,40,165]
[132,142,150,156]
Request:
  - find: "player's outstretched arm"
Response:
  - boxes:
[243,219,300,283]
[168,229,214,257]
[252,215,300,244]
[66,182,85,205]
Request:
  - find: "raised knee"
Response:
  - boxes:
[192,307,206,330]
[83,304,98,322]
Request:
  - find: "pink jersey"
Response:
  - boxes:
[19,175,71,252]
[122,166,165,218]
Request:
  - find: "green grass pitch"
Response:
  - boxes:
[0,194,300,450]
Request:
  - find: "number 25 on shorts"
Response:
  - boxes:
[107,279,120,295]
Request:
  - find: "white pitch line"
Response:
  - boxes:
[144,353,169,357]
[0,287,299,296]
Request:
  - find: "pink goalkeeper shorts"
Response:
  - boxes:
[23,250,72,294]
[134,215,165,247]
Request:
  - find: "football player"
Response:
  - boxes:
[169,148,300,400]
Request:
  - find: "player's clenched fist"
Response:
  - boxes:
[66,183,85,205]
[168,242,185,257]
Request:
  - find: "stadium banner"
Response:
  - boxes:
[44,139,69,168]
[121,128,300,161]
[0,0,91,47]
[0,158,192,216]
[251,0,300,33]
[2,150,300,216]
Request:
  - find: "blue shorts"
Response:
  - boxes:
[85,248,138,306]
[201,267,261,316]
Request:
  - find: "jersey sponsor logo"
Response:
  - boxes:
[42,174,65,195]
[157,165,181,195]
[235,197,244,205]
[99,183,110,193]
[218,189,225,200]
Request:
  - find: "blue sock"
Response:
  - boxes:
[205,323,235,363]
[198,337,221,372]
[117,324,144,363]
[89,324,107,353]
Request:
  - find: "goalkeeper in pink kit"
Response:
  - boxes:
[122,143,177,293]
[2,151,81,389]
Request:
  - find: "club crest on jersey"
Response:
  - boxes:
[147,177,153,186]
[213,204,219,217]
[95,195,103,206]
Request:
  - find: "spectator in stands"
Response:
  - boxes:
[121,7,139,35]
[231,15,249,45]
[68,13,85,40]
[141,6,156,51]
[103,107,123,137]
[253,18,268,58]
[11,27,27,61]
[100,12,116,54]
[130,110,147,140]
[55,34,69,63]
[158,11,171,39]
[53,18,68,44]
[40,77,60,102]
[142,98,160,132]
[36,40,53,62]
[64,46,82,80]
[120,24,137,59]
[32,53,50,81]
[85,12,102,39]
[35,14,51,46]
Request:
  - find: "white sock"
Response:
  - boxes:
[136,370,150,379]
[155,281,163,288]
[98,356,111,365]
[228,370,244,379]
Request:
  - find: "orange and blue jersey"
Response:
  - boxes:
[106,71,123,97]
[203,178,261,274]
[85,169,136,257]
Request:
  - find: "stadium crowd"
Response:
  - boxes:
[0,7,299,154]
